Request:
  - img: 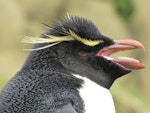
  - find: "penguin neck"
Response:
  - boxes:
[21,48,67,73]
[73,71,115,89]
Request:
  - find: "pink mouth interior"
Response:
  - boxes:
[96,44,145,70]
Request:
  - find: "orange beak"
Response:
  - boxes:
[97,39,145,70]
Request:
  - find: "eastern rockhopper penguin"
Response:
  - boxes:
[0,16,145,113]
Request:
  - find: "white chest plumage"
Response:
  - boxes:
[73,74,115,113]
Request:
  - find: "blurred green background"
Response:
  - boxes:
[0,0,150,113]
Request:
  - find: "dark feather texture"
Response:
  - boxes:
[0,16,143,113]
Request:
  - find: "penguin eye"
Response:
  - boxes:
[78,51,88,56]
[77,43,100,57]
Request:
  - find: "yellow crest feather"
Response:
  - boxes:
[22,28,103,51]
[22,35,74,44]
[22,35,74,51]
[69,30,103,46]
[23,42,61,51]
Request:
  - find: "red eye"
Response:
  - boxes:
[79,51,87,56]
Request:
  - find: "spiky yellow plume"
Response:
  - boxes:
[23,29,103,50]
[69,30,103,46]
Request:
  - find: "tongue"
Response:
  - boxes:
[113,57,145,70]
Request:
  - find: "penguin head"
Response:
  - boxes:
[23,16,145,88]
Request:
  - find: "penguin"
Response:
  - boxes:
[0,16,145,113]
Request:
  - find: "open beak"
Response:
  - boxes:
[97,39,145,70]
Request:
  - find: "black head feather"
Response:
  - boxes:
[51,16,101,40]
[22,16,131,89]
[44,16,114,47]
[28,16,130,89]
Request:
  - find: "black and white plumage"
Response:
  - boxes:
[0,16,145,113]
